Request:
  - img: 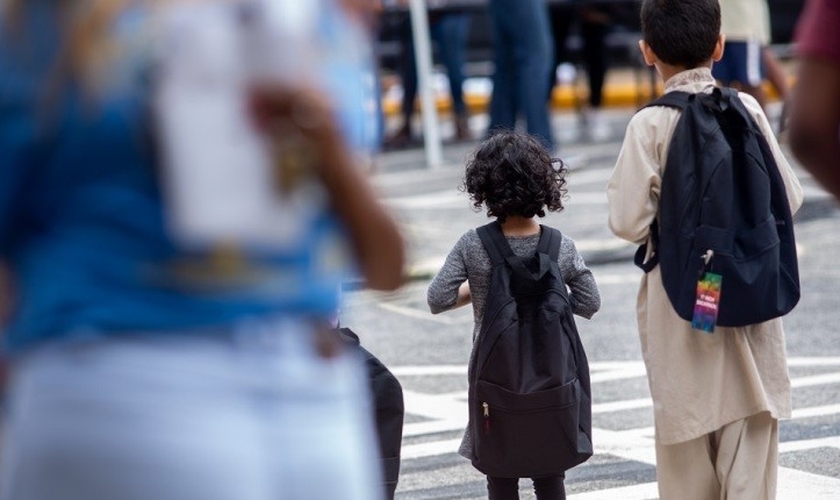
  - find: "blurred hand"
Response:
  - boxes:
[247,84,341,145]
[247,83,405,292]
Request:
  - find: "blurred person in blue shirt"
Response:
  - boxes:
[0,0,404,499]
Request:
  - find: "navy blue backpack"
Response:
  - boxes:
[635,88,800,327]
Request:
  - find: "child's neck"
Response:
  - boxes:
[657,62,712,85]
[499,216,540,236]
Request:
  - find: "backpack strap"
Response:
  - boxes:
[537,225,563,262]
[632,91,693,274]
[633,220,660,273]
[477,221,553,280]
[476,221,507,266]
[640,91,692,112]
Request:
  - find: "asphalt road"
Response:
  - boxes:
[341,108,840,499]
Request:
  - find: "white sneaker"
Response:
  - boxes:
[584,108,611,142]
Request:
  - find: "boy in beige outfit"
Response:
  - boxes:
[606,0,803,499]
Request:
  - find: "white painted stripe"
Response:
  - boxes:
[590,366,648,383]
[391,360,839,378]
[391,365,466,376]
[383,190,612,208]
[574,239,633,252]
[791,403,840,419]
[591,426,657,464]
[402,390,465,421]
[403,419,464,437]
[377,301,469,325]
[791,372,840,388]
[383,191,468,209]
[779,435,840,453]
[777,467,840,499]
[787,357,840,366]
[568,482,659,499]
[590,361,647,371]
[592,397,651,413]
[401,437,461,459]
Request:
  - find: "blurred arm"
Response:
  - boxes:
[250,85,406,291]
[788,57,840,203]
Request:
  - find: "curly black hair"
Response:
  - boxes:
[462,132,567,223]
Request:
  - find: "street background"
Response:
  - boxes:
[340,94,840,498]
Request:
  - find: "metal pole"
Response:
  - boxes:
[407,0,443,168]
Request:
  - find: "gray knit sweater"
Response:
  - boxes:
[427,227,601,336]
[426,225,601,461]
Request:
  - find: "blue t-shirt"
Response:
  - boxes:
[0,1,377,353]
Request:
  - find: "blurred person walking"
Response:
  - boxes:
[0,1,404,500]
[789,0,840,202]
[713,0,772,109]
[547,2,613,142]
[385,5,472,148]
[486,0,555,151]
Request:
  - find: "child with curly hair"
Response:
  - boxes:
[427,132,600,500]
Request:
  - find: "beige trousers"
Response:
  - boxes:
[655,412,779,500]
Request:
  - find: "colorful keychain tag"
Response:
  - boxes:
[692,272,722,333]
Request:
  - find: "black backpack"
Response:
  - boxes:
[469,221,592,478]
[338,327,404,500]
[635,88,800,327]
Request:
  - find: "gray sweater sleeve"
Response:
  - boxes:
[427,231,470,314]
[558,236,601,319]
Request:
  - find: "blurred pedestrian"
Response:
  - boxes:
[0,1,404,500]
[713,0,772,109]
[547,3,613,142]
[427,132,600,499]
[385,5,472,148]
[788,0,840,202]
[486,0,555,151]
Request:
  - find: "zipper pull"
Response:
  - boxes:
[698,249,714,277]
[482,402,490,435]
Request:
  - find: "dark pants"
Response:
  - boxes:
[400,12,472,119]
[487,0,554,150]
[548,6,609,108]
[487,474,566,500]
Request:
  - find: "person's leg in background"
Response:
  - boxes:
[487,476,520,500]
[532,474,566,499]
[487,0,518,137]
[432,11,472,140]
[488,0,554,150]
[547,5,575,103]
[513,0,554,150]
[763,46,790,133]
[579,7,611,142]
[713,40,768,109]
[384,14,416,147]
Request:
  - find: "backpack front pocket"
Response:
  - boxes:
[472,378,590,477]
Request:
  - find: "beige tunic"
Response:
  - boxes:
[606,68,804,446]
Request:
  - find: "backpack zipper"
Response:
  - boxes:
[482,402,490,434]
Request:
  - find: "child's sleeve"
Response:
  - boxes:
[426,232,470,314]
[559,237,600,320]
[606,108,674,245]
